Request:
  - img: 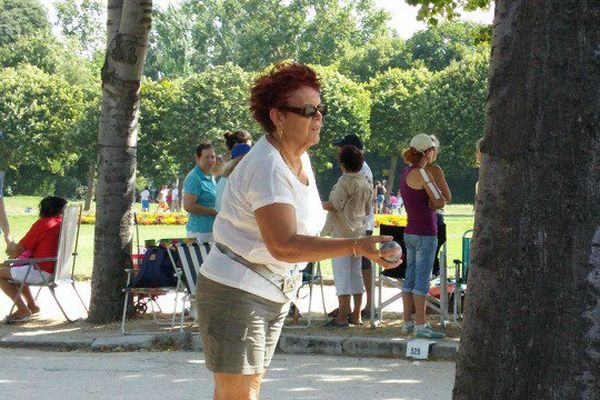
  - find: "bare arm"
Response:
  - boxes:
[6,242,23,259]
[408,168,446,209]
[0,199,11,244]
[254,203,400,268]
[183,193,217,217]
[427,164,452,203]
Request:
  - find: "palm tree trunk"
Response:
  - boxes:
[453,1,600,398]
[88,0,152,323]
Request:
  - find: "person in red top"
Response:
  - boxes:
[1,196,66,323]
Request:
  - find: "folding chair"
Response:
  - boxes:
[370,223,450,328]
[164,238,211,326]
[452,229,473,323]
[285,261,328,329]
[6,204,88,323]
[121,239,187,334]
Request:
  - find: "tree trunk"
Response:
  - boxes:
[453,1,600,399]
[83,161,96,211]
[89,0,152,323]
[177,175,184,212]
[386,155,398,193]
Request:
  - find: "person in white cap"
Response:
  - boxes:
[399,133,447,339]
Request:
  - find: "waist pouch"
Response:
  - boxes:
[215,242,301,301]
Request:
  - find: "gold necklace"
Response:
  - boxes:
[269,135,303,179]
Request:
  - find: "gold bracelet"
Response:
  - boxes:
[352,237,360,257]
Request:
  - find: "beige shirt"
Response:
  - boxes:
[323,172,372,238]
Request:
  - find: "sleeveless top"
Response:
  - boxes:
[399,166,437,236]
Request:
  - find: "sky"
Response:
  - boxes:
[41,0,494,39]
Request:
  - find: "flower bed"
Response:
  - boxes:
[80,212,188,225]
[374,214,407,227]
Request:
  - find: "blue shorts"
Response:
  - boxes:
[141,200,150,210]
[402,233,438,296]
[377,194,385,205]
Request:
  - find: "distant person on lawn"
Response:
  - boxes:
[0,196,67,323]
[140,186,151,212]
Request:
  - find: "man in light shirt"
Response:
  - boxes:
[333,134,376,318]
[0,171,12,248]
[140,186,150,212]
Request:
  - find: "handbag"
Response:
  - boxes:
[128,244,179,288]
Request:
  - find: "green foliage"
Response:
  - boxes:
[413,50,489,178]
[0,65,85,174]
[145,0,393,76]
[54,0,105,56]
[138,78,184,184]
[407,21,487,71]
[309,65,371,175]
[0,32,101,86]
[338,36,413,82]
[0,0,50,46]
[368,67,433,157]
[406,0,492,23]
[165,63,260,174]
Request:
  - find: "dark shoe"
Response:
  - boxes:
[327,308,339,318]
[361,309,379,319]
[323,319,349,328]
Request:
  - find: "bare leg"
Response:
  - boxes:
[335,295,351,325]
[0,268,30,317]
[351,294,362,324]
[414,294,427,325]
[402,292,415,322]
[362,267,372,311]
[21,285,38,312]
[213,371,263,400]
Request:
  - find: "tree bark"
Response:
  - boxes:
[453,1,600,399]
[89,0,152,323]
[386,155,398,193]
[83,161,96,211]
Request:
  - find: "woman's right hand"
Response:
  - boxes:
[355,235,403,269]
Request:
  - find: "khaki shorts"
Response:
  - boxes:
[196,275,289,375]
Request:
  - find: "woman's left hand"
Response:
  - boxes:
[355,235,403,269]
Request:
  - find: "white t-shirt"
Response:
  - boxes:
[360,161,375,231]
[172,188,179,201]
[200,136,326,303]
[159,189,168,202]
[140,189,150,201]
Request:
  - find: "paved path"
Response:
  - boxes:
[0,281,406,321]
[0,349,455,400]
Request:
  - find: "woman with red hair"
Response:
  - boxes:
[195,62,401,399]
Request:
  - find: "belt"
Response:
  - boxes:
[215,242,301,299]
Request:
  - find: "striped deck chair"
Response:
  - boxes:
[164,238,211,325]
[5,204,88,323]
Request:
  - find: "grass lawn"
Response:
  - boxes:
[1,196,474,279]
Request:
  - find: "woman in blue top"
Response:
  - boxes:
[183,142,218,243]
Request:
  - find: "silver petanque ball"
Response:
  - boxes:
[380,241,402,263]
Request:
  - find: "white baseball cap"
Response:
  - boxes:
[410,134,436,152]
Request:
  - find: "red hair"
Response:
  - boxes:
[250,62,320,133]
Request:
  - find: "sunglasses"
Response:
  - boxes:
[281,104,327,118]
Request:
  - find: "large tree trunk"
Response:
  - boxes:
[453,1,600,399]
[83,161,96,211]
[89,0,152,323]
[386,155,398,193]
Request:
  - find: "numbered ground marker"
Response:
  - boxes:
[405,340,435,360]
